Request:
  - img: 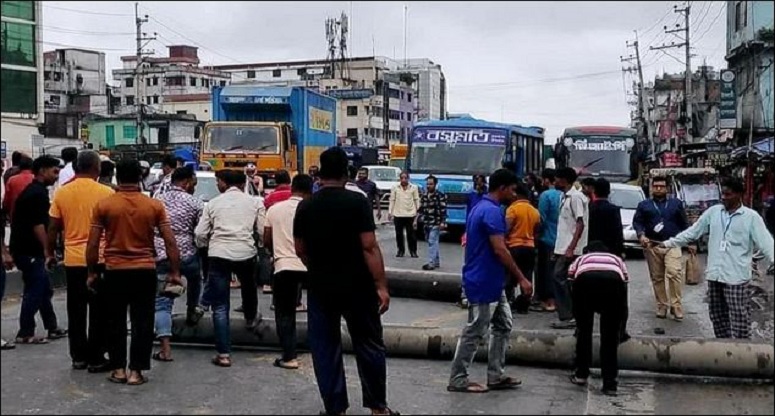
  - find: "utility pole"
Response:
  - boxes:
[651,2,692,152]
[134,2,155,145]
[622,32,651,151]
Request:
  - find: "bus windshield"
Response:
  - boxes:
[206,125,280,153]
[409,127,507,175]
[566,135,631,176]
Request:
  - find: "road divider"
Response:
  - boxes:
[171,316,774,380]
[386,268,461,302]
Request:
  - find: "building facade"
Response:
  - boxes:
[85,114,202,150]
[725,0,774,139]
[112,45,231,120]
[1,0,44,157]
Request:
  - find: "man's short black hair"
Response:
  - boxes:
[651,176,668,185]
[472,174,486,183]
[358,167,368,174]
[721,177,745,194]
[488,169,518,192]
[218,169,246,187]
[115,159,142,184]
[319,146,349,180]
[515,183,530,197]
[18,155,33,170]
[61,147,78,163]
[595,178,611,198]
[426,175,438,185]
[171,166,196,183]
[100,160,115,178]
[347,165,358,180]
[162,154,178,169]
[555,167,578,184]
[275,169,291,186]
[581,177,596,187]
[11,151,22,166]
[291,173,314,194]
[32,155,60,175]
[541,168,556,183]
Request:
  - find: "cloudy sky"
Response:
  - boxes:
[41,1,728,140]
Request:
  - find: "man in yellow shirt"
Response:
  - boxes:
[47,150,115,372]
[505,184,541,313]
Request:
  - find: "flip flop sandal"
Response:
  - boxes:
[1,340,16,350]
[47,329,68,340]
[15,336,49,345]
[107,373,128,384]
[487,377,522,390]
[446,382,489,393]
[568,375,588,386]
[273,358,299,370]
[212,356,232,367]
[152,351,174,362]
[127,375,148,386]
[295,304,307,313]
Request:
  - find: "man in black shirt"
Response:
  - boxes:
[10,155,68,344]
[294,146,397,416]
[356,167,382,221]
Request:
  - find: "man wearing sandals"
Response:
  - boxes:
[87,160,182,386]
[448,169,533,394]
[10,155,69,345]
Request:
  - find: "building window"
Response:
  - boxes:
[125,78,134,88]
[220,80,227,87]
[152,77,159,86]
[400,91,404,100]
[1,22,35,67]
[0,68,36,114]
[152,95,159,104]
[122,125,137,140]
[146,96,151,105]
[126,96,135,106]
[346,106,358,116]
[176,110,187,115]
[735,2,747,31]
[203,78,210,88]
[272,69,282,78]
[346,128,358,138]
[1,1,34,21]
[165,76,184,86]
[189,77,197,87]
[297,68,307,76]
[247,70,256,79]
[408,93,412,102]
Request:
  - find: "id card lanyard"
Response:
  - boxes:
[719,210,739,252]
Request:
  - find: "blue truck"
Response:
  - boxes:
[200,85,337,186]
[406,116,545,237]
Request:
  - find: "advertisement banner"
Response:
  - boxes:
[719,70,737,129]
[309,107,333,133]
[412,127,507,146]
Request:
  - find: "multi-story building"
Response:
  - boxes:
[112,45,231,120]
[213,56,446,147]
[1,0,44,157]
[726,0,774,141]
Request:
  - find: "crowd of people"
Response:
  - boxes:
[0,144,773,408]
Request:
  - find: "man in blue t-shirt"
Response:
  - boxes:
[534,168,562,312]
[448,169,533,394]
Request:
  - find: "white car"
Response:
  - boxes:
[360,165,401,207]
[609,183,647,250]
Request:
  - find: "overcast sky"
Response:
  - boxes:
[41,1,729,140]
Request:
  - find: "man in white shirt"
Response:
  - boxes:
[264,174,314,370]
[551,167,589,330]
[195,169,266,367]
[56,147,78,187]
[388,171,420,258]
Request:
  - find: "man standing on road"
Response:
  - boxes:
[11,155,68,345]
[388,171,420,258]
[244,163,264,197]
[87,159,181,386]
[264,170,292,210]
[264,174,313,370]
[356,167,382,223]
[417,175,447,271]
[152,167,205,363]
[3,155,34,223]
[660,178,774,339]
[195,169,265,367]
[47,150,114,371]
[588,179,625,257]
[152,155,180,199]
[293,146,397,416]
[466,174,488,218]
[505,184,541,313]
[551,167,588,330]
[534,169,562,313]
[448,168,532,394]
[56,147,78,188]
[633,176,692,320]
[3,151,25,185]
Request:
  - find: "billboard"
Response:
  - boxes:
[412,127,507,146]
[719,70,737,129]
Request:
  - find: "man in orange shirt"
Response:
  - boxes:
[87,159,181,386]
[2,155,34,223]
[505,184,541,313]
[48,150,114,372]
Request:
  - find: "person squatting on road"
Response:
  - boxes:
[633,175,692,320]
[293,146,398,416]
[418,174,448,271]
[448,168,533,394]
[48,150,114,371]
[567,241,630,397]
[87,159,182,386]
[152,167,205,363]
[195,169,265,367]
[264,174,313,370]
[660,178,774,339]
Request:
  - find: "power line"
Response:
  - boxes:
[147,16,245,66]
[690,1,713,33]
[450,69,629,90]
[692,2,726,45]
[637,7,674,38]
[42,4,133,17]
[41,25,135,36]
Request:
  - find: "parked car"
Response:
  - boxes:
[360,165,401,207]
[609,183,647,251]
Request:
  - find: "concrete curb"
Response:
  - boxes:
[171,316,774,380]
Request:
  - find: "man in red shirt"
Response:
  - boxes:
[3,155,34,223]
[264,170,292,210]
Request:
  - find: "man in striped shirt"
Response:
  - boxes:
[566,241,629,397]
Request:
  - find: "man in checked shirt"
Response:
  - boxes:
[416,175,447,271]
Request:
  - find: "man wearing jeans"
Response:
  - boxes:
[153,167,204,362]
[417,175,447,271]
[195,169,265,367]
[534,169,562,313]
[448,169,533,394]
[551,167,588,330]
[11,155,68,345]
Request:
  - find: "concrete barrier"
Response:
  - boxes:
[171,316,774,380]
[385,268,461,302]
